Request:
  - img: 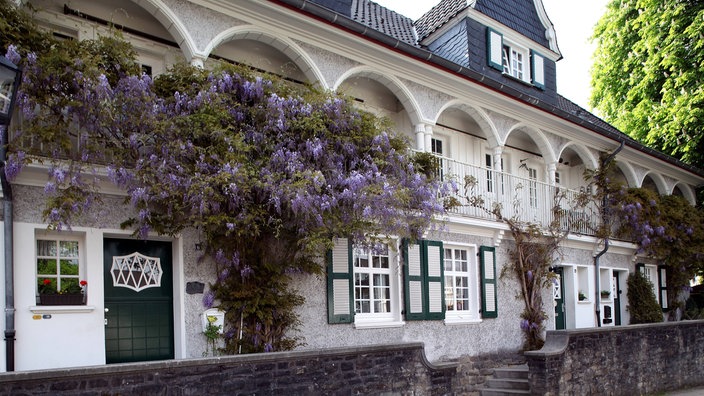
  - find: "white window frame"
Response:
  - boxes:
[443,244,481,324]
[501,40,529,83]
[35,235,85,299]
[639,264,660,304]
[527,167,538,208]
[353,241,403,328]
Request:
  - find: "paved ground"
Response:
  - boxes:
[664,386,704,395]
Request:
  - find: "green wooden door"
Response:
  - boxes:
[554,267,566,330]
[104,238,174,363]
[613,271,622,326]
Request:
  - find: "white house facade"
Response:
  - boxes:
[1,0,702,371]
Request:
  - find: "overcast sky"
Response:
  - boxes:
[372,0,609,111]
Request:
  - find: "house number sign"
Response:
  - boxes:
[111,252,162,292]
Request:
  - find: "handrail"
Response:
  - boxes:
[426,152,599,235]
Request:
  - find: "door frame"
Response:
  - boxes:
[553,267,566,330]
[101,232,185,361]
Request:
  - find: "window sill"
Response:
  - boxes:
[501,72,533,87]
[30,305,96,314]
[354,320,405,329]
[577,300,591,305]
[444,317,482,326]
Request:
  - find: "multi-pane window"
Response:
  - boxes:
[432,137,445,179]
[502,45,524,80]
[444,248,469,312]
[353,245,391,315]
[528,167,538,208]
[36,239,81,295]
[485,154,505,194]
[485,154,494,193]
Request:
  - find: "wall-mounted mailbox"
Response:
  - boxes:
[201,308,225,334]
[603,305,613,324]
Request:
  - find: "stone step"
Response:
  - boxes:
[479,388,531,396]
[485,378,530,390]
[493,365,529,380]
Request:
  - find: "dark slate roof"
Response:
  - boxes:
[350,0,418,46]
[414,0,469,41]
[555,95,643,147]
[474,0,549,48]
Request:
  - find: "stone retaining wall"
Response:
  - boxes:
[525,320,704,395]
[0,343,456,395]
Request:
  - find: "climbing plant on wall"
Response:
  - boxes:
[2,1,448,354]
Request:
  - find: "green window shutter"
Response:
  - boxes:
[326,238,353,324]
[486,27,503,71]
[403,240,445,320]
[658,265,668,311]
[424,240,445,320]
[530,50,546,90]
[479,245,498,318]
[404,239,425,320]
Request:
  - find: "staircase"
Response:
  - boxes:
[479,365,530,396]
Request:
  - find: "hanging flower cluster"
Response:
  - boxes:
[6,26,447,353]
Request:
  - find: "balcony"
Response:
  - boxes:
[432,154,599,236]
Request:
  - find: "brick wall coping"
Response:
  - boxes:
[0,342,458,382]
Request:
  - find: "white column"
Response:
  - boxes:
[491,146,503,197]
[424,125,434,153]
[492,146,503,170]
[414,124,426,152]
[547,162,557,186]
[190,55,206,69]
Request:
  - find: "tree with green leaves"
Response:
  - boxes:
[591,0,704,169]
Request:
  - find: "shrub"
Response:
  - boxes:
[626,271,663,324]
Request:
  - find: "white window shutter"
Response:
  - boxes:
[479,246,498,318]
[327,238,353,324]
[404,240,445,321]
[404,241,425,320]
[425,241,445,319]
[487,28,504,71]
[531,50,546,89]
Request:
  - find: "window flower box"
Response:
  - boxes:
[39,293,85,306]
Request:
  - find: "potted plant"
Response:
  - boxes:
[38,279,87,305]
[601,290,611,299]
[578,290,587,301]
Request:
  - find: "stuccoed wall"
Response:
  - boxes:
[11,185,212,366]
[290,232,526,362]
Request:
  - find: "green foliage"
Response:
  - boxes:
[591,0,704,169]
[0,0,53,56]
[203,316,222,357]
[613,186,704,313]
[10,0,445,355]
[626,271,663,324]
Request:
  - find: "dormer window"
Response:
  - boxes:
[502,44,526,81]
[487,28,546,90]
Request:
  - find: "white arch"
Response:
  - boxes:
[434,100,501,148]
[130,0,200,63]
[202,25,326,88]
[557,142,599,170]
[334,66,423,125]
[614,161,639,188]
[671,182,697,205]
[506,123,557,164]
[640,172,668,195]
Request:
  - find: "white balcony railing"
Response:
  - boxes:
[432,154,599,235]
